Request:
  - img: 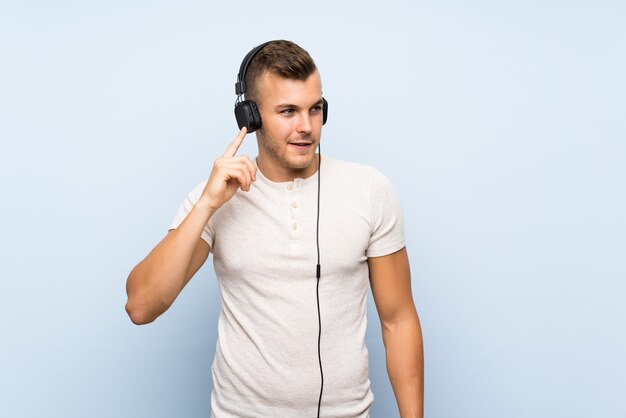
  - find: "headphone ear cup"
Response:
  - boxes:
[234,100,262,133]
[322,98,328,125]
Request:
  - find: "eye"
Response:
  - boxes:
[310,105,322,114]
[281,108,294,115]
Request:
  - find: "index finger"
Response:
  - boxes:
[222,127,248,157]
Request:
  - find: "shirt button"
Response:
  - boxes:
[287,184,294,191]
[291,201,298,208]
[291,223,298,230]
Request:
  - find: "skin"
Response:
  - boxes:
[369,248,424,417]
[253,70,325,182]
[125,69,424,417]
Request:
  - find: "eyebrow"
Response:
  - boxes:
[274,99,324,110]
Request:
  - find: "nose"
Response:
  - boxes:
[296,111,312,134]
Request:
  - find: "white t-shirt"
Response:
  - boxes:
[169,156,405,417]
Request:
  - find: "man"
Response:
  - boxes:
[125,40,423,417]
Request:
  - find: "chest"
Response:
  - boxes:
[211,183,373,279]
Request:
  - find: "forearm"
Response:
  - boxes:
[382,314,424,418]
[125,196,215,324]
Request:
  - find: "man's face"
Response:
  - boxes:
[255,70,324,181]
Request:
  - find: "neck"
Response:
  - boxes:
[256,153,319,183]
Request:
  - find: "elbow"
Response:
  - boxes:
[125,264,169,325]
[381,310,421,335]
[125,265,158,325]
[125,299,156,325]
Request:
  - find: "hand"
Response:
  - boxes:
[201,127,257,210]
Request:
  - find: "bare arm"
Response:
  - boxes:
[368,247,424,418]
[125,127,257,325]
[125,204,213,325]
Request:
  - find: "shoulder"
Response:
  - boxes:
[322,156,393,191]
[173,179,208,210]
[322,156,385,180]
[192,179,208,196]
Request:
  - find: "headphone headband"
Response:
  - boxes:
[235,41,274,96]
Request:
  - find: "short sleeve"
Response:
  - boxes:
[365,170,406,258]
[168,180,214,249]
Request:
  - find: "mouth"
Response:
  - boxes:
[288,141,314,150]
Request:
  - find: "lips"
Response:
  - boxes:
[289,141,313,149]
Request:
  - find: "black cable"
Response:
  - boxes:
[315,146,323,418]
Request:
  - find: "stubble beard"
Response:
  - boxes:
[257,128,317,171]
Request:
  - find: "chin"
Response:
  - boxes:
[287,153,317,169]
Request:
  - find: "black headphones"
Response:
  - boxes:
[234,40,328,133]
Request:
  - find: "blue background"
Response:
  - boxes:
[1,1,625,417]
